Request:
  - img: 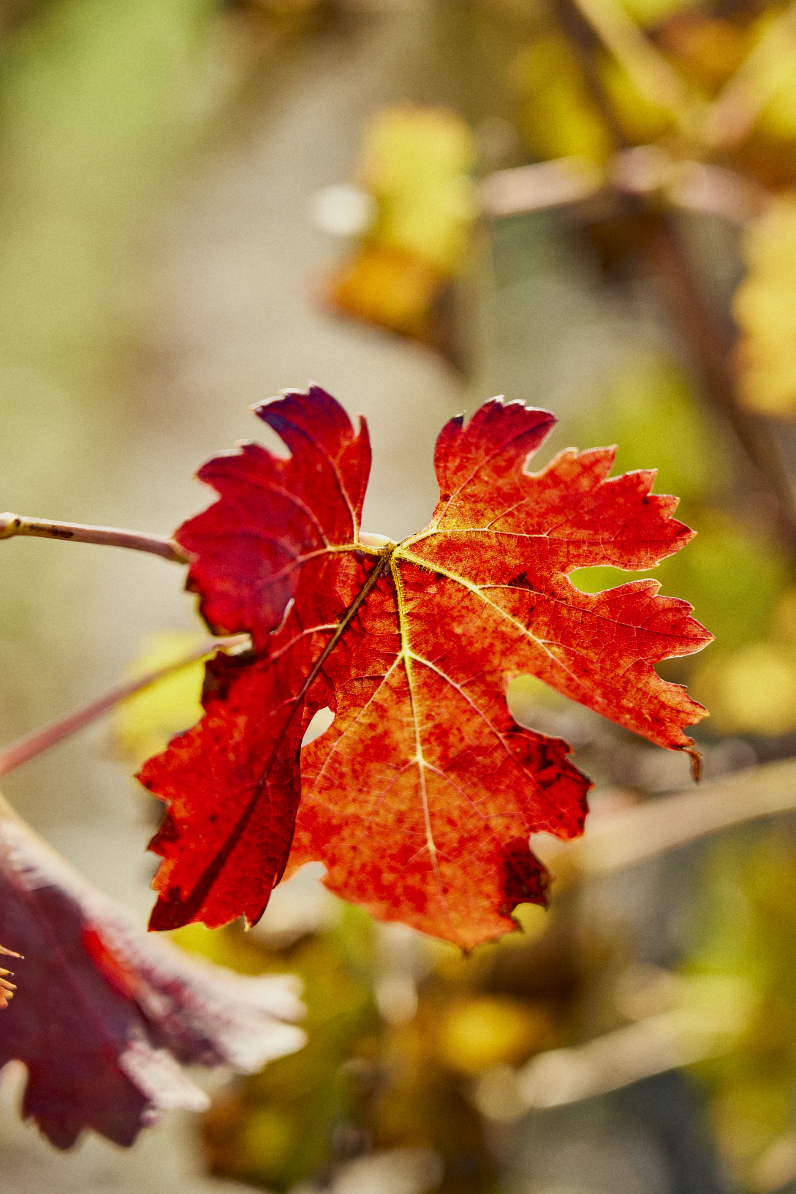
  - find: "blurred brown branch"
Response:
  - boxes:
[0,634,250,779]
[479,151,770,223]
[536,755,796,880]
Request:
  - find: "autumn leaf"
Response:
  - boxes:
[139,386,711,949]
[0,792,305,1148]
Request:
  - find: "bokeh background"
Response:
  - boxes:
[4,0,796,1190]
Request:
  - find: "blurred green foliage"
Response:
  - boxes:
[172,897,587,1194]
[558,353,796,736]
[183,907,383,1191]
[683,829,796,1186]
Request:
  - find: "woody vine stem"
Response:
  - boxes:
[0,510,255,779]
[0,512,189,562]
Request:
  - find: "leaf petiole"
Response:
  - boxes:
[0,513,189,563]
[0,633,250,779]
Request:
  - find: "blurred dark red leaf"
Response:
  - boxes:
[0,794,305,1149]
[140,386,711,948]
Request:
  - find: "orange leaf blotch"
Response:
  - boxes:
[286,563,591,949]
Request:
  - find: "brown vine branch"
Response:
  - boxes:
[0,513,190,563]
[479,153,769,225]
[0,634,250,780]
[536,756,796,881]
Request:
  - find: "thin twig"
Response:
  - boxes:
[0,634,250,779]
[479,158,603,219]
[474,996,749,1118]
[0,513,189,563]
[479,153,770,224]
[705,0,796,148]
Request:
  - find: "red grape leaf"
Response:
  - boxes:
[139,387,712,949]
[0,793,305,1149]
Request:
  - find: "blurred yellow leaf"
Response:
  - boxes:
[513,36,614,164]
[599,54,676,143]
[360,106,477,273]
[322,105,477,351]
[436,996,553,1076]
[736,11,796,143]
[114,630,207,766]
[735,193,796,416]
[324,245,442,340]
[691,641,796,737]
[616,0,699,28]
